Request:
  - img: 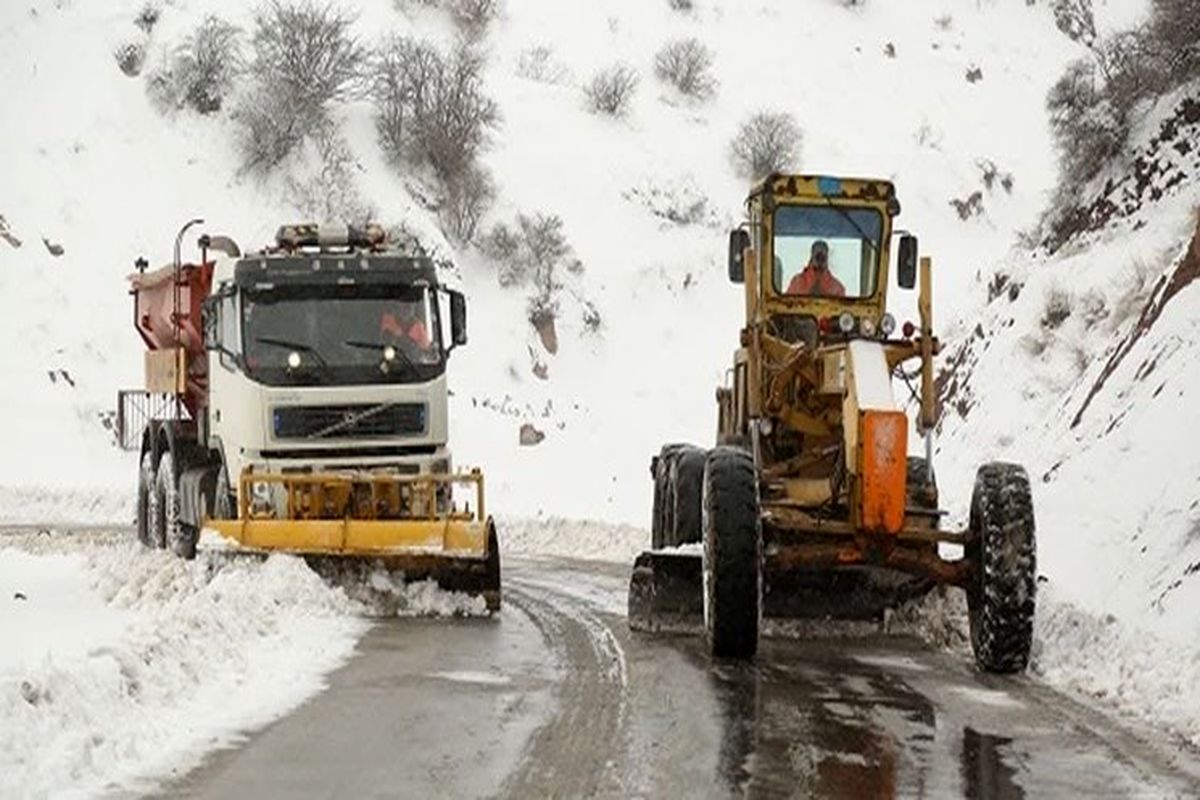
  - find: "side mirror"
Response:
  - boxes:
[449,290,468,348]
[728,229,749,284]
[897,234,918,290]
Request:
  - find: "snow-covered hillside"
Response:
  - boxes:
[0,0,1094,526]
[936,81,1200,744]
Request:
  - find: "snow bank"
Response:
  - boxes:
[499,515,647,564]
[0,540,371,798]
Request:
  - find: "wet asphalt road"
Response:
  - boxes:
[161,558,1199,799]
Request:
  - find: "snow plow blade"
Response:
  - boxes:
[206,517,501,611]
[628,550,933,633]
[205,470,501,611]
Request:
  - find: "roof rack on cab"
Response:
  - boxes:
[272,223,388,253]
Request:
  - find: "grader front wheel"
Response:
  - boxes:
[702,447,761,659]
[967,462,1037,673]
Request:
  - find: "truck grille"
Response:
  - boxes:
[272,403,427,440]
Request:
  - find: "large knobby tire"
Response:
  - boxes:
[650,443,686,549]
[156,452,198,560]
[702,446,761,659]
[967,462,1036,673]
[669,447,707,547]
[136,451,157,548]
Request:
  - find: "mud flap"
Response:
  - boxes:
[628,550,934,632]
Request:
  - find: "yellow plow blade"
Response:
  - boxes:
[204,469,501,611]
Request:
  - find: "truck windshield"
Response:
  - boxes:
[241,285,443,386]
[772,205,883,299]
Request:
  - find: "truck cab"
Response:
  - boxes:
[201,224,467,509]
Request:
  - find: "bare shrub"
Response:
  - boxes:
[1041,287,1072,330]
[1052,0,1096,45]
[448,0,499,37]
[372,37,499,183]
[728,110,802,180]
[482,213,586,332]
[949,191,985,220]
[653,38,716,100]
[232,88,307,172]
[135,3,161,33]
[1146,0,1200,84]
[441,163,496,243]
[1045,58,1126,187]
[115,42,146,77]
[148,16,243,114]
[481,212,579,288]
[252,1,365,119]
[516,45,566,84]
[584,64,639,117]
[235,1,366,172]
[668,0,693,10]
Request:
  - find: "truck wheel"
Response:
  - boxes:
[967,462,1036,673]
[213,467,236,520]
[702,446,760,659]
[137,451,157,548]
[156,452,198,560]
[670,447,707,547]
[651,443,686,549]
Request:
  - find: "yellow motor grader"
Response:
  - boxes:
[629,175,1036,672]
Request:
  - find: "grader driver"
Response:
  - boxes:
[629,175,1037,673]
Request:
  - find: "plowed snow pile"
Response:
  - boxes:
[0,537,476,798]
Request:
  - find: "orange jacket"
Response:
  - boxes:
[787,264,846,297]
[380,314,431,347]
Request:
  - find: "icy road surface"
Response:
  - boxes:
[164,559,1200,799]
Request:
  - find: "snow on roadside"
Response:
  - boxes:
[0,540,370,799]
[498,515,648,564]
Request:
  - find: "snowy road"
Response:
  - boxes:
[161,558,1200,799]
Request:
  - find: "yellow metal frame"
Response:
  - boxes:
[205,469,490,558]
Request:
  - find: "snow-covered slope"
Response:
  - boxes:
[0,0,1087,526]
[936,83,1200,744]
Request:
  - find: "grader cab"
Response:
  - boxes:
[629,175,1037,672]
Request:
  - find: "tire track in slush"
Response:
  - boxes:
[499,573,631,798]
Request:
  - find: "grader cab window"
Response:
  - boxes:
[772,205,883,299]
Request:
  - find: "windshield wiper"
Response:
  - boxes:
[254,336,329,383]
[343,339,417,371]
[822,197,879,258]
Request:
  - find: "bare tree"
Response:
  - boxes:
[729,111,802,179]
[584,64,639,116]
[653,38,717,100]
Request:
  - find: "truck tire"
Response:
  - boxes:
[213,466,236,520]
[137,451,157,548]
[156,452,198,560]
[967,462,1036,673]
[670,447,707,547]
[651,443,687,549]
[702,446,761,659]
